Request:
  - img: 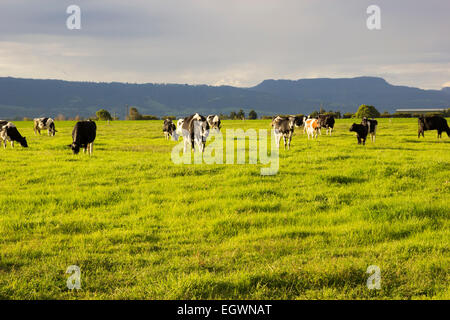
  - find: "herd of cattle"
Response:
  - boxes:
[0,117,97,154]
[0,114,448,153]
[163,113,450,151]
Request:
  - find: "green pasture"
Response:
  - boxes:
[0,118,448,299]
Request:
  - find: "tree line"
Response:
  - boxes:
[23,105,446,122]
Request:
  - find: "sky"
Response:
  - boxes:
[0,0,449,89]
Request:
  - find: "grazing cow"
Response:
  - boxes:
[70,120,97,155]
[0,122,28,148]
[418,115,450,139]
[318,115,335,135]
[349,123,368,145]
[33,117,57,136]
[271,115,302,149]
[304,118,320,139]
[181,113,210,152]
[361,117,378,142]
[206,115,221,131]
[163,119,178,141]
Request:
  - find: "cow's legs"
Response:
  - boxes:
[287,132,292,150]
[275,133,281,148]
[3,139,6,148]
[89,142,94,155]
[282,135,287,149]
[11,141,14,148]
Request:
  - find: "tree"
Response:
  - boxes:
[56,114,66,121]
[96,109,112,121]
[237,109,245,120]
[343,112,354,119]
[128,107,143,120]
[355,104,380,118]
[248,110,257,119]
[380,111,391,118]
[309,110,319,118]
[229,111,237,120]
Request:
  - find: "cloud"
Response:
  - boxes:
[0,0,449,89]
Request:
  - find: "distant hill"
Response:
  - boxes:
[0,76,449,119]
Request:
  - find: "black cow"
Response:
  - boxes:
[349,123,368,145]
[318,114,335,135]
[0,122,28,148]
[362,117,378,142]
[418,115,450,139]
[163,119,178,140]
[70,120,97,155]
[271,115,302,149]
[181,113,210,152]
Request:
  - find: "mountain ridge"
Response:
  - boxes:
[0,76,449,119]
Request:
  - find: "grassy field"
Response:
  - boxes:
[0,118,448,299]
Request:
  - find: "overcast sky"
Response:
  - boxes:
[0,0,449,89]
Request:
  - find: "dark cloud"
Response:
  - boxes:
[0,0,449,89]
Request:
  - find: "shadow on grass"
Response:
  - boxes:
[325,175,367,184]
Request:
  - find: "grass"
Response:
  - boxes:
[0,118,448,299]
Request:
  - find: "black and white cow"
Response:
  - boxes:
[418,115,450,139]
[271,115,302,150]
[70,120,97,155]
[163,119,178,140]
[0,122,28,148]
[318,114,335,135]
[34,117,57,136]
[349,123,368,145]
[181,113,210,152]
[206,115,221,132]
[361,117,378,142]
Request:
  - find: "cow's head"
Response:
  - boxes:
[20,137,28,148]
[349,123,357,132]
[292,116,303,127]
[71,143,81,154]
[418,116,425,126]
[193,115,210,151]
